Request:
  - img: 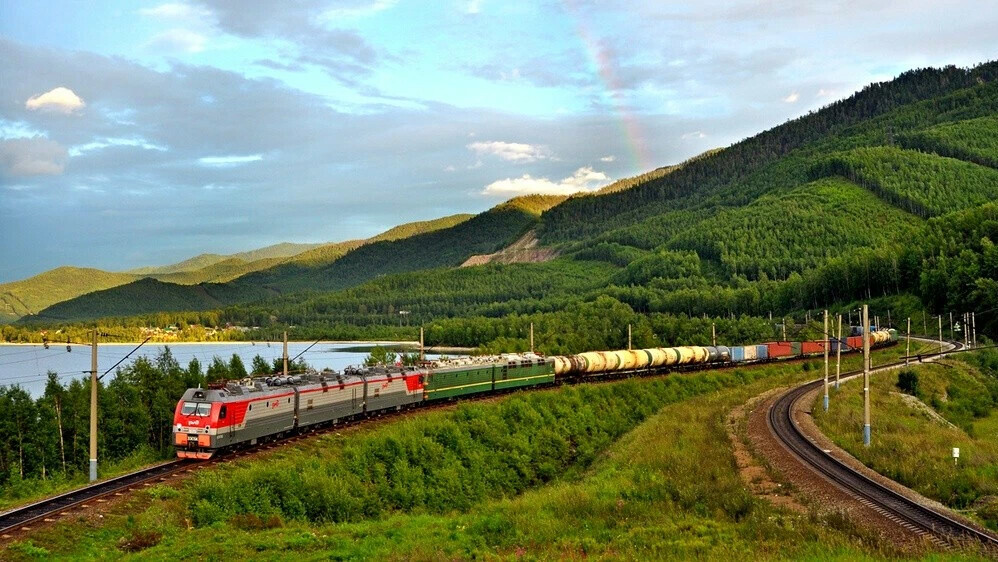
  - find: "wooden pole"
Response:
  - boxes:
[420,327,424,361]
[627,324,632,351]
[950,312,954,342]
[530,322,534,353]
[89,329,98,482]
[863,305,871,447]
[823,310,829,411]
[711,323,716,347]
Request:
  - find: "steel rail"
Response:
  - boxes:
[767,340,998,550]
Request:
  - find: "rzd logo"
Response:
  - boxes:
[270,399,280,409]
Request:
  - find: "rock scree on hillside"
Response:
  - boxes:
[460,229,558,267]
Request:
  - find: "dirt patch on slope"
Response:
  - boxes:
[461,230,558,266]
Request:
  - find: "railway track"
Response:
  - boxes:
[767,341,998,551]
[0,459,203,537]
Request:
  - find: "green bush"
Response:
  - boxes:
[187,371,769,525]
[896,369,920,396]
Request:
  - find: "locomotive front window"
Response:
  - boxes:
[196,403,212,417]
[181,402,197,415]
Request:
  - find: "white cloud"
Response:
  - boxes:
[139,3,208,19]
[599,155,616,162]
[467,140,551,162]
[147,29,207,53]
[482,166,609,196]
[783,91,800,103]
[0,137,68,176]
[198,154,263,166]
[465,0,483,14]
[681,131,707,139]
[319,0,398,20]
[25,87,85,114]
[816,88,836,98]
[69,137,168,157]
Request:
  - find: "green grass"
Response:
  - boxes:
[0,446,169,511]
[813,349,998,530]
[4,345,983,560]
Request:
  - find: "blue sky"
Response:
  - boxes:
[2,0,997,281]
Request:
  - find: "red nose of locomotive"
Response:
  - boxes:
[174,389,219,459]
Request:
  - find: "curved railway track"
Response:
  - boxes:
[0,459,202,536]
[767,341,998,551]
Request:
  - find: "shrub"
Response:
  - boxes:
[896,369,920,396]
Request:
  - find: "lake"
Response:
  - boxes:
[0,341,442,397]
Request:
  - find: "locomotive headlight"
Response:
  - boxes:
[205,425,210,433]
[175,423,182,431]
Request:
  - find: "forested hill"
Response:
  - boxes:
[28,197,562,321]
[15,62,998,342]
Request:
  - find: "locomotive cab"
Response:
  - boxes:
[173,388,226,459]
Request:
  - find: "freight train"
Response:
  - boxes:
[173,329,897,459]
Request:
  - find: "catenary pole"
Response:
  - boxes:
[906,317,911,367]
[89,329,98,482]
[283,331,288,376]
[835,314,842,390]
[972,312,977,348]
[823,310,829,411]
[938,316,944,354]
[863,305,871,447]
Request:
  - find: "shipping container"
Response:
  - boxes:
[766,342,793,358]
[756,345,769,360]
[791,341,802,356]
[801,341,826,354]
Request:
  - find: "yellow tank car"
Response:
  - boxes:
[675,346,696,364]
[599,351,621,371]
[690,346,710,364]
[659,347,681,366]
[552,356,572,376]
[631,350,651,369]
[611,350,636,370]
[578,351,606,373]
[645,348,669,367]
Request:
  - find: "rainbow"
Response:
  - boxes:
[563,1,654,172]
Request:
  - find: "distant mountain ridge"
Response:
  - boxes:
[1,214,476,323]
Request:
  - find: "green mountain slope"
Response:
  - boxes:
[29,200,557,321]
[129,242,324,275]
[898,115,998,168]
[19,62,998,335]
[0,267,139,322]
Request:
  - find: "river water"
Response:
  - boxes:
[0,341,440,397]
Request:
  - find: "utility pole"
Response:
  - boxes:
[530,323,535,353]
[887,309,892,328]
[89,329,98,482]
[863,305,871,447]
[711,323,716,347]
[823,310,829,412]
[419,327,424,361]
[905,317,911,367]
[627,324,632,351]
[283,331,289,376]
[938,316,944,354]
[950,312,954,341]
[922,311,926,336]
[835,314,842,390]
[782,321,786,342]
[964,313,969,348]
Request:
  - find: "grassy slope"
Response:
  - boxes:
[4,347,959,560]
[813,350,998,530]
